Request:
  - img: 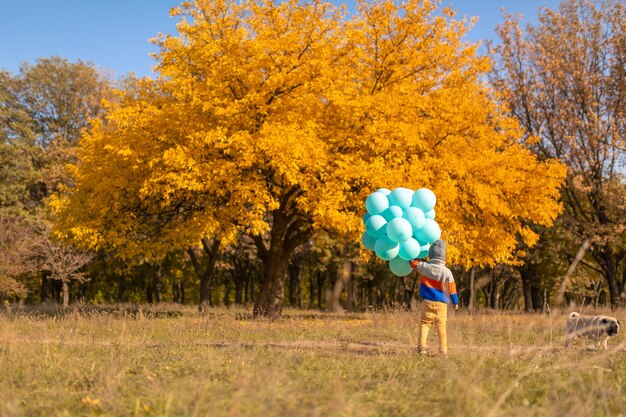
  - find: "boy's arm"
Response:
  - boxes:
[409,259,434,276]
[408,259,421,270]
[448,272,459,310]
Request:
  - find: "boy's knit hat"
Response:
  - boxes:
[428,240,446,265]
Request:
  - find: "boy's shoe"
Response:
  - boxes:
[417,346,427,355]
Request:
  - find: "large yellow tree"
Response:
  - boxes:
[52,0,565,316]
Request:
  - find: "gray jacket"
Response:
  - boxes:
[415,240,458,305]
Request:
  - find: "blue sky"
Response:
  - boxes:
[1,0,559,79]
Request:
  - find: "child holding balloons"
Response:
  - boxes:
[409,239,458,356]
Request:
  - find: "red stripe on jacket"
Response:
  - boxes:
[420,276,457,295]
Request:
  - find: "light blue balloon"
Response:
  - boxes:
[381,205,403,222]
[398,238,421,261]
[374,235,399,261]
[418,243,431,259]
[404,206,426,231]
[414,219,441,244]
[412,188,436,212]
[361,231,377,251]
[365,215,387,238]
[376,188,391,195]
[388,187,414,209]
[387,218,413,243]
[362,212,372,225]
[389,257,414,277]
[425,209,436,220]
[365,192,389,215]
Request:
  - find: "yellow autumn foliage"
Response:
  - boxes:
[51,0,565,269]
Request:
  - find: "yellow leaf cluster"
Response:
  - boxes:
[52,0,565,267]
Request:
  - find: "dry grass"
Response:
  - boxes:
[1,304,626,417]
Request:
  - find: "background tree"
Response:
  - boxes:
[187,237,221,311]
[516,225,570,311]
[491,0,626,307]
[14,57,113,203]
[0,214,32,301]
[53,0,565,317]
[0,57,113,303]
[33,222,93,307]
[223,236,262,306]
[0,71,38,214]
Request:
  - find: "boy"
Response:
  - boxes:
[409,239,458,356]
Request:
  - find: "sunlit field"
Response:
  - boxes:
[1,305,625,417]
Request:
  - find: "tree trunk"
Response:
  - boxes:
[77,282,88,303]
[520,266,533,313]
[402,272,418,310]
[346,265,354,311]
[154,265,162,303]
[468,267,476,311]
[621,269,626,302]
[309,273,315,308]
[377,287,384,309]
[253,249,289,317]
[595,245,621,308]
[53,280,62,303]
[244,274,250,304]
[317,271,324,309]
[224,278,231,306]
[501,276,517,310]
[188,237,221,312]
[172,281,179,303]
[40,271,51,302]
[61,281,69,307]
[328,260,352,313]
[389,276,398,306]
[173,281,184,303]
[288,261,301,307]
[251,195,313,317]
[235,278,243,305]
[530,285,542,311]
[606,268,620,308]
[490,277,499,309]
[198,239,215,309]
[485,271,499,309]
[234,263,244,305]
[118,275,127,302]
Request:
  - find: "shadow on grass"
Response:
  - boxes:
[1,304,369,321]
[1,303,185,319]
[146,339,415,356]
[233,311,373,321]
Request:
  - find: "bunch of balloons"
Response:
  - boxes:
[361,187,441,277]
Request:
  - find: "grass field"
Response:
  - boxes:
[1,304,626,417]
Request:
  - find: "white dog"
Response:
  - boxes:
[565,312,619,350]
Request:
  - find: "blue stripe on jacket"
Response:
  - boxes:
[420,283,459,305]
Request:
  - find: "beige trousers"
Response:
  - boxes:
[418,301,448,353]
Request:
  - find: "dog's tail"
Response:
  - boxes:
[569,312,580,318]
